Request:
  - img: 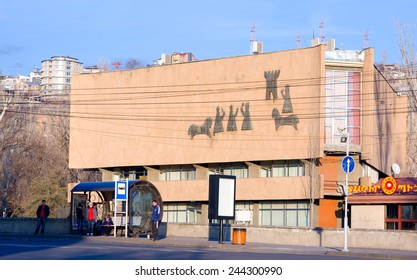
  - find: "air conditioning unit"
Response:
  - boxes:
[327,39,336,51]
[311,38,320,47]
[252,41,263,54]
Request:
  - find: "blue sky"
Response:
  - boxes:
[0,0,416,76]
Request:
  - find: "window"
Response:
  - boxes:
[385,204,417,230]
[259,200,310,227]
[159,165,196,181]
[208,162,248,179]
[260,160,305,177]
[324,69,361,146]
[234,202,253,224]
[387,204,398,219]
[162,202,202,223]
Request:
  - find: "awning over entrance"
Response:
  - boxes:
[71,181,117,193]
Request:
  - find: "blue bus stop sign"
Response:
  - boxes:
[342,156,355,173]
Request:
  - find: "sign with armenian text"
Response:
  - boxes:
[381,177,397,195]
[349,177,417,196]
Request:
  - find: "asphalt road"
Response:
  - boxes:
[0,236,365,260]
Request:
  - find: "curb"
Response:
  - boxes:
[327,250,417,260]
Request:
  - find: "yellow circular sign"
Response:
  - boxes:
[381,177,397,195]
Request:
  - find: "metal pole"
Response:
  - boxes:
[343,132,349,252]
[219,219,224,244]
[125,182,128,238]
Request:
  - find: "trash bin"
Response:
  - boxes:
[232,228,246,245]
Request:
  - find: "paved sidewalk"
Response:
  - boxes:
[138,235,417,260]
[4,233,416,260]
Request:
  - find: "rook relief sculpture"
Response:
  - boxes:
[264,70,280,100]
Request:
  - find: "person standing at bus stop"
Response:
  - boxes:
[151,200,161,241]
[76,202,84,234]
[86,202,97,236]
[34,199,50,234]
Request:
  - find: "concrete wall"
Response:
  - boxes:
[0,218,70,234]
[165,223,417,251]
[1,218,416,251]
[351,205,385,230]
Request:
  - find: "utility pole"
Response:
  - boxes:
[340,128,353,252]
[343,132,350,252]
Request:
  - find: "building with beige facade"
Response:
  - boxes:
[69,41,414,231]
[41,56,83,97]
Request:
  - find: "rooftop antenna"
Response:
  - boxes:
[319,20,325,42]
[250,23,256,53]
[296,33,301,48]
[363,30,369,49]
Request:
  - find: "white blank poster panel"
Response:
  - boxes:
[218,178,235,217]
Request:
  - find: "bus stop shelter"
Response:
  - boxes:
[70,180,163,236]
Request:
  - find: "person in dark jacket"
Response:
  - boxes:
[76,202,84,234]
[101,214,114,236]
[34,199,50,234]
[151,200,161,241]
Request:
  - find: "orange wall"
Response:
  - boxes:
[318,199,339,228]
[69,46,325,169]
[319,156,340,194]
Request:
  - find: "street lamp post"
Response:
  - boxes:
[343,132,350,252]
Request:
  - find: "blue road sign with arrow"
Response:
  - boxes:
[342,156,355,173]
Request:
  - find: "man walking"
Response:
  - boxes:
[151,200,161,241]
[34,199,50,234]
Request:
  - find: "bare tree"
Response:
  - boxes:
[0,89,37,216]
[125,58,142,69]
[1,93,101,217]
[302,135,322,228]
[98,58,111,72]
[0,96,11,122]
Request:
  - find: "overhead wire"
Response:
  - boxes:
[1,66,416,151]
[2,64,417,102]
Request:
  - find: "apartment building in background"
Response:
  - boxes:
[40,56,83,97]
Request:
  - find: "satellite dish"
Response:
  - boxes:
[391,163,401,175]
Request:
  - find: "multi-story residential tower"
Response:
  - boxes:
[40,56,83,97]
